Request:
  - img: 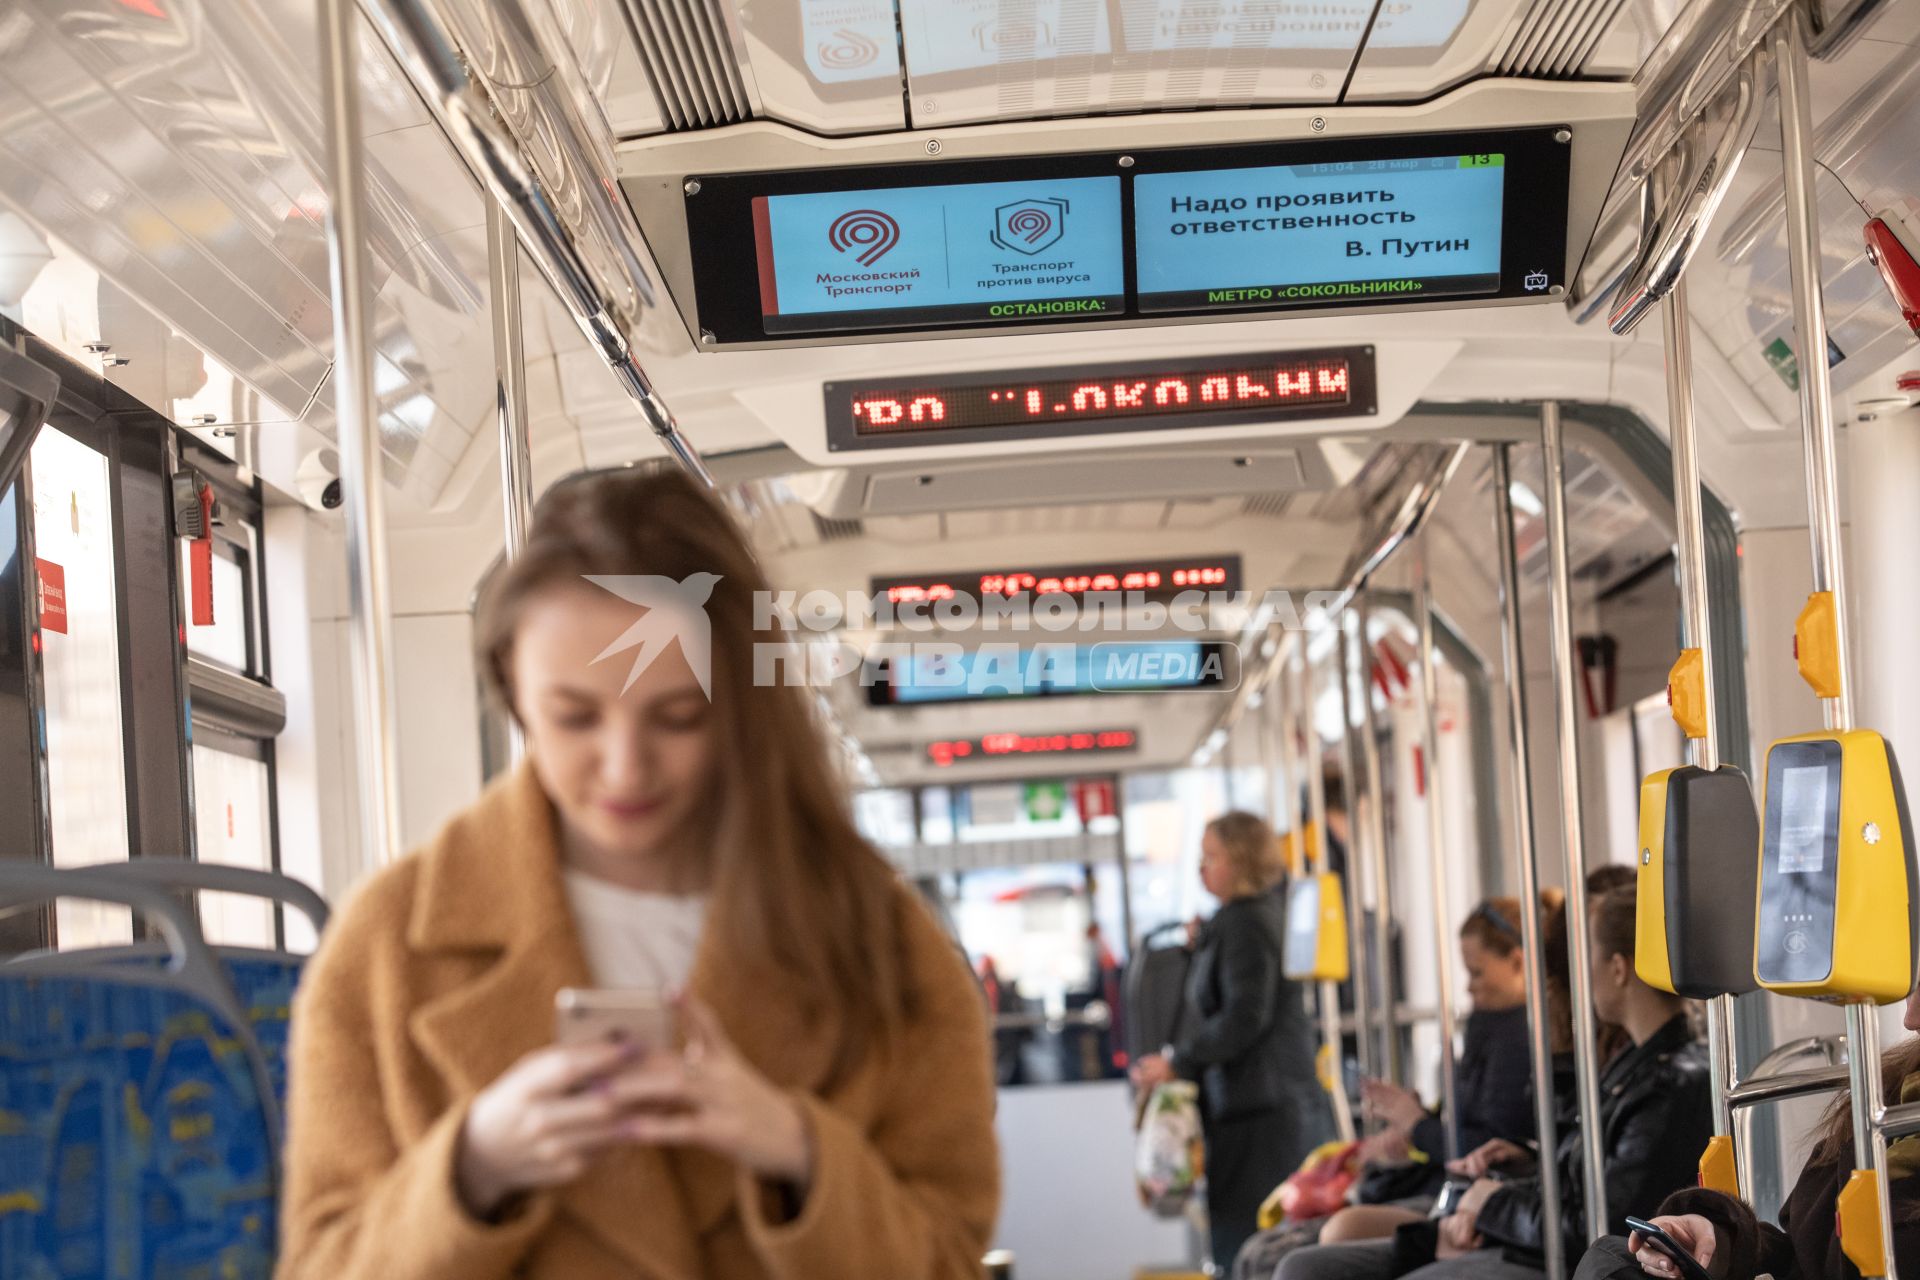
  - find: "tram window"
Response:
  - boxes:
[943,863,1125,1086]
[189,738,277,948]
[29,426,131,947]
[920,786,957,843]
[853,787,919,848]
[959,780,1082,839]
[177,537,253,674]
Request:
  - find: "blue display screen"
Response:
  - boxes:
[1133,153,1509,312]
[752,175,1126,333]
[874,641,1225,705]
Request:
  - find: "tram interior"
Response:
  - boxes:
[3,0,1920,1276]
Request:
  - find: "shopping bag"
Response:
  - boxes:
[1257,1139,1362,1229]
[1134,1080,1205,1217]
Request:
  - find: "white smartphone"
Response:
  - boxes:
[553,987,678,1054]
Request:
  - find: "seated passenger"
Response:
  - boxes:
[1276,883,1712,1280]
[1574,975,1920,1280]
[276,468,1000,1280]
[1318,893,1568,1245]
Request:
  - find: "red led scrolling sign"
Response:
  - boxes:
[822,346,1376,452]
[928,728,1139,767]
[872,555,1243,606]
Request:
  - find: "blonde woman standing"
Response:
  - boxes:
[1134,811,1335,1267]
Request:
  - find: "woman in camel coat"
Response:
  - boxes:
[276,468,1000,1280]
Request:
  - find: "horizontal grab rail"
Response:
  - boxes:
[1728,1064,1851,1110]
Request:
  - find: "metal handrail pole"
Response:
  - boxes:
[1416,536,1460,1158]
[1542,403,1610,1243]
[1776,13,1895,1275]
[1493,443,1568,1280]
[319,0,405,867]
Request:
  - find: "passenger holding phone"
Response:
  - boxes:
[1572,976,1920,1280]
[1277,884,1712,1280]
[278,468,1000,1280]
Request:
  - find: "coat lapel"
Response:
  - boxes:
[402,764,704,1280]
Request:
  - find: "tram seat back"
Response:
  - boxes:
[0,968,279,1279]
[1635,765,1761,997]
[1754,730,1918,1003]
[12,943,306,1116]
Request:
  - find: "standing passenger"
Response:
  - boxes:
[1133,812,1335,1267]
[277,467,1000,1280]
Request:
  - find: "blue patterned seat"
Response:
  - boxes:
[0,971,278,1279]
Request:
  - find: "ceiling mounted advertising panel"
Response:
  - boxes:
[618,79,1634,350]
[897,0,1479,126]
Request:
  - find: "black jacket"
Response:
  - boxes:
[1643,1153,1920,1280]
[1473,1014,1713,1266]
[1411,1004,1538,1160]
[1173,893,1325,1124]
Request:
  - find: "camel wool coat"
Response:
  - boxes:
[276,764,1001,1280]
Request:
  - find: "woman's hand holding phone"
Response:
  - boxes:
[1361,1078,1426,1129]
[614,996,814,1188]
[1627,1215,1721,1280]
[456,994,813,1220]
[1445,1137,1528,1179]
[455,1037,649,1219]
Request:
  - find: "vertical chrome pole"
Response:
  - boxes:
[1775,16,1893,1275]
[1111,772,1136,953]
[490,203,534,559]
[1335,623,1380,1085]
[1542,401,1609,1242]
[1663,282,1744,1192]
[1302,640,1357,1143]
[1416,536,1461,1158]
[1493,443,1567,1280]
[1260,678,1282,826]
[488,200,534,764]
[320,0,404,867]
[1356,595,1402,1085]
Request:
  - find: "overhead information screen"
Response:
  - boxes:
[872,555,1244,605]
[869,641,1233,707]
[752,175,1126,333]
[1133,154,1506,312]
[684,126,1569,344]
[826,349,1373,450]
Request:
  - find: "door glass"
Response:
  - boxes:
[30,427,131,948]
[190,744,276,948]
[178,541,250,673]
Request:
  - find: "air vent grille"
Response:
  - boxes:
[1241,493,1294,519]
[622,0,752,129]
[1497,0,1633,77]
[812,513,866,542]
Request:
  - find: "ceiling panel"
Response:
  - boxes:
[731,0,907,134]
[897,0,1390,126]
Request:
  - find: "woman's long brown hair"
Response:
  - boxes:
[1807,1035,1920,1221]
[474,466,907,1083]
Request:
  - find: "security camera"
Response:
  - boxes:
[295,447,342,513]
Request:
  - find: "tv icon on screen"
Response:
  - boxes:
[1524,270,1550,292]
